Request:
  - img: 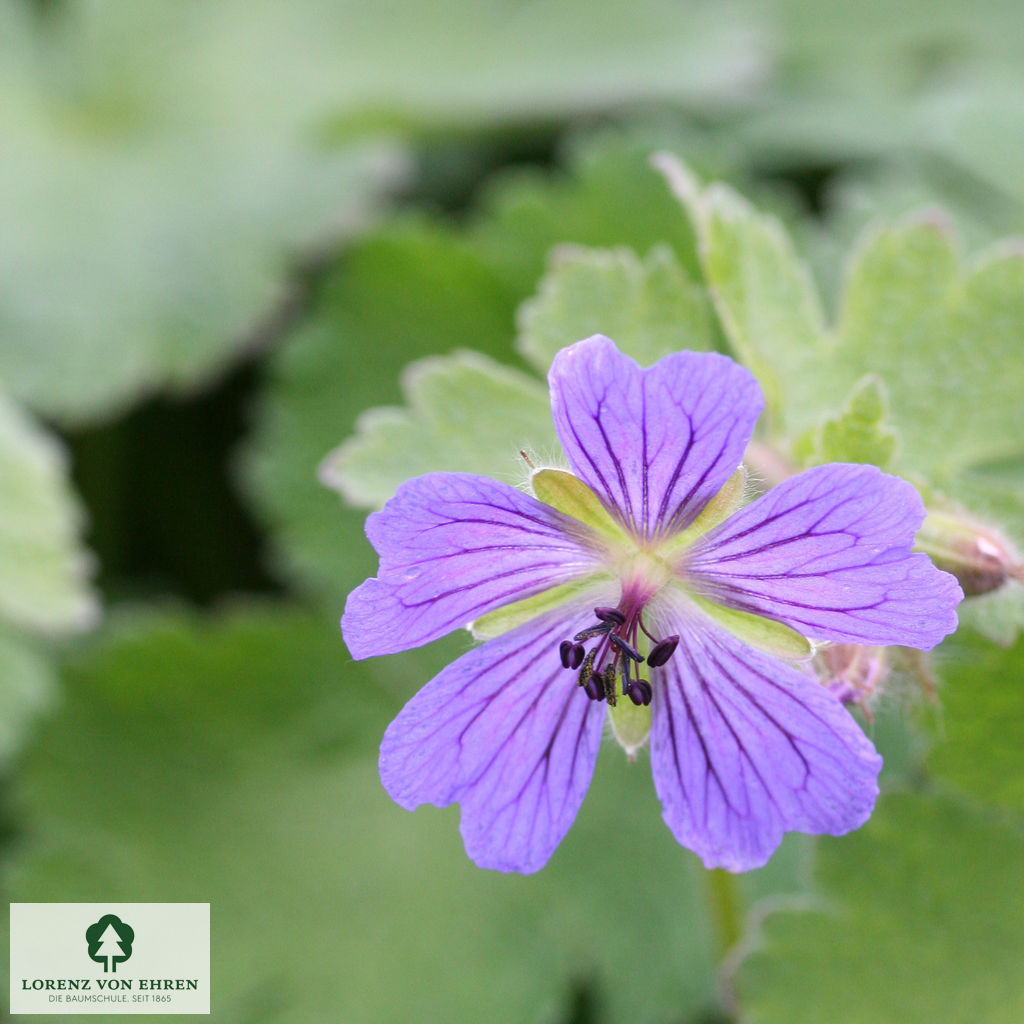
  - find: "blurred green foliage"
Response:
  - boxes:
[733,790,1024,1024]
[3,1,1024,1021]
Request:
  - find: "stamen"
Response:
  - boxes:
[628,678,652,706]
[574,622,612,643]
[609,634,643,662]
[563,604,670,708]
[620,654,633,690]
[559,639,573,669]
[577,648,597,687]
[647,635,680,667]
[638,618,658,643]
[603,665,617,707]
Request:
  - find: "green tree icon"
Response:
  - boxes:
[85,914,134,973]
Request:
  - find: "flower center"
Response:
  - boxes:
[558,603,679,707]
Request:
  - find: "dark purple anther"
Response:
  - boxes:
[647,635,680,668]
[583,673,606,701]
[609,634,643,662]
[603,665,617,704]
[577,648,597,686]
[569,643,585,669]
[559,639,573,669]
[574,623,612,643]
[628,678,653,706]
[594,606,626,625]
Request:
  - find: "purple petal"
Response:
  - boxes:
[379,603,608,873]
[548,336,762,539]
[683,463,962,649]
[343,473,603,659]
[650,609,882,871]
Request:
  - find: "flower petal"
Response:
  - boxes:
[649,609,882,871]
[379,603,608,873]
[683,463,962,649]
[548,336,762,539]
[343,472,603,659]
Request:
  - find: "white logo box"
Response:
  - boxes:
[10,903,209,1015]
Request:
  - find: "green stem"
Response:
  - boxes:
[706,868,743,961]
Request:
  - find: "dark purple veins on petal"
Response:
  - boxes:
[378,604,608,874]
[547,337,763,540]
[681,463,963,650]
[648,612,882,872]
[343,472,604,661]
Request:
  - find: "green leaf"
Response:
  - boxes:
[4,604,733,1023]
[246,135,714,604]
[0,2,407,423]
[662,161,1024,639]
[653,155,827,429]
[472,128,707,296]
[797,159,1021,312]
[517,245,715,374]
[927,630,1024,816]
[956,584,1024,647]
[662,160,1024,482]
[0,390,97,634]
[0,0,762,424]
[733,86,1024,224]
[734,792,1024,1024]
[312,3,762,138]
[796,375,897,469]
[242,220,524,603]
[0,626,55,769]
[723,0,1024,218]
[322,351,553,511]
[834,224,1024,482]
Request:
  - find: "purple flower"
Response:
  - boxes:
[343,336,962,873]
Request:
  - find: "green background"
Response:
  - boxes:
[3,1,1024,1020]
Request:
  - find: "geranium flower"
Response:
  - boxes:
[342,336,962,873]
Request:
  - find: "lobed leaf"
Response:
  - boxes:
[517,245,715,374]
[927,629,1024,815]
[246,137,711,604]
[734,791,1024,1024]
[323,352,553,511]
[0,2,407,423]
[2,604,737,1023]
[0,390,98,634]
[0,626,56,770]
[794,375,897,469]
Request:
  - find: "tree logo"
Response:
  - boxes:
[85,914,135,973]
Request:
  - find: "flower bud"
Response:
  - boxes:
[917,508,1023,597]
[815,644,886,708]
